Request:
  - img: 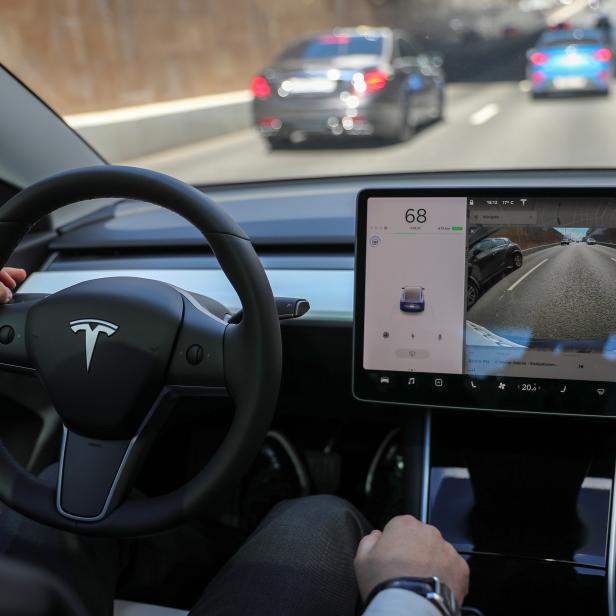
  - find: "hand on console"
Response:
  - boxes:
[354,514,470,607]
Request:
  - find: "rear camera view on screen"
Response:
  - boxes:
[363,195,616,383]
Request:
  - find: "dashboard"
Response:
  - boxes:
[17,171,616,419]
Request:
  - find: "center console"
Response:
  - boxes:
[353,189,616,614]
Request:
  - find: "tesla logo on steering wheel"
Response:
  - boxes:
[69,319,119,372]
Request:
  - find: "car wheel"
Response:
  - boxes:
[467,280,480,308]
[433,89,445,122]
[394,99,415,143]
[512,252,523,269]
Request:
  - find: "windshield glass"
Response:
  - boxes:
[3,2,616,185]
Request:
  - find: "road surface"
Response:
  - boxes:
[467,243,616,345]
[125,81,616,185]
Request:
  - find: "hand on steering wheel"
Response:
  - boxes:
[0,267,26,303]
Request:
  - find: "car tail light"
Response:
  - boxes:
[353,70,388,95]
[530,52,548,66]
[532,70,546,85]
[251,75,271,99]
[258,117,282,129]
[593,48,612,62]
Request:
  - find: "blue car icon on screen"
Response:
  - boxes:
[400,287,425,313]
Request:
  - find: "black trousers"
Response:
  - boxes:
[0,495,371,616]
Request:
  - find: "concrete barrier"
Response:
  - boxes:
[65,91,252,162]
[521,243,560,256]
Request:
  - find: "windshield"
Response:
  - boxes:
[3,3,616,185]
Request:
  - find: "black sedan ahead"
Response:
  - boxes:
[467,237,523,307]
[251,27,445,148]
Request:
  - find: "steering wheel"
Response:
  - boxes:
[0,166,282,535]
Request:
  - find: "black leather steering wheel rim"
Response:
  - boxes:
[0,165,282,535]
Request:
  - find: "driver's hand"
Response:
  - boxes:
[0,268,26,304]
[354,515,470,606]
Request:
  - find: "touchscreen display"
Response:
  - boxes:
[354,190,616,417]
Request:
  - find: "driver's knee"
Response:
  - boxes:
[264,494,371,538]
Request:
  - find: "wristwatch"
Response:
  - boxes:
[365,576,461,616]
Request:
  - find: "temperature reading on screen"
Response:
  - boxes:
[519,383,540,392]
[405,208,427,224]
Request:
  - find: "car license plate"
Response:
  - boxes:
[553,76,586,90]
[286,78,337,94]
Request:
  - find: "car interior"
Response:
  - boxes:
[2,3,616,615]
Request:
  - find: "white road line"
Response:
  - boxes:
[611,258,616,263]
[469,103,500,126]
[507,258,549,292]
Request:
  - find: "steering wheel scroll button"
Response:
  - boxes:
[186,344,204,365]
[0,325,14,344]
[0,297,40,368]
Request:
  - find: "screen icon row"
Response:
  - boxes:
[373,373,610,401]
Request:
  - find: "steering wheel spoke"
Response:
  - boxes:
[166,288,228,394]
[57,428,137,521]
[0,294,46,371]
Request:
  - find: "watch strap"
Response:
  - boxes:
[365,577,460,616]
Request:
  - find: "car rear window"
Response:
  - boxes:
[542,37,601,47]
[280,35,384,60]
[403,288,422,301]
[538,30,603,48]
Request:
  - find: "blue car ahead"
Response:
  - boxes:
[400,286,425,313]
[527,28,612,97]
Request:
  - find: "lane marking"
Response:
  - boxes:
[507,258,549,291]
[611,258,616,263]
[469,103,499,126]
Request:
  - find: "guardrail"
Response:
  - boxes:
[521,243,560,256]
[65,90,252,162]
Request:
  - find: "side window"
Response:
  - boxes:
[392,38,402,61]
[477,239,494,252]
[399,39,416,58]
